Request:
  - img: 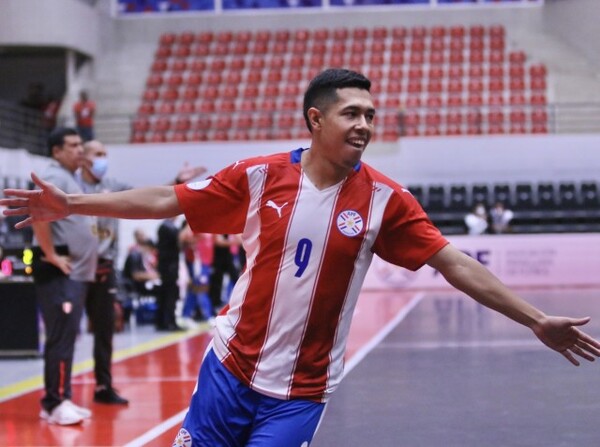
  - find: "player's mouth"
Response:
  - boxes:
[347,137,367,149]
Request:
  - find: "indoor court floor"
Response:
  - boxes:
[1,287,600,446]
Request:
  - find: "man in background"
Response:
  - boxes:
[80,140,206,397]
[79,140,131,404]
[73,91,96,142]
[34,127,97,425]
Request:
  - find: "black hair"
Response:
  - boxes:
[302,68,371,133]
[47,127,79,157]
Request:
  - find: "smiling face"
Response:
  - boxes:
[308,87,375,170]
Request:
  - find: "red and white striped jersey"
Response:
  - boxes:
[175,148,447,402]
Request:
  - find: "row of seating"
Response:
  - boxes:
[409,181,600,235]
[157,25,509,46]
[132,25,548,142]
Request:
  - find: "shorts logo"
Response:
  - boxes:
[172,427,192,447]
[336,210,364,237]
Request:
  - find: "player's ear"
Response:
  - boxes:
[307,107,322,131]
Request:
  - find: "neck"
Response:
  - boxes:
[81,168,99,184]
[301,147,352,190]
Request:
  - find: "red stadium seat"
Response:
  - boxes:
[467,93,483,107]
[446,111,463,126]
[149,132,167,143]
[259,98,277,111]
[196,31,213,44]
[157,102,175,115]
[142,89,159,102]
[132,117,150,133]
[138,102,155,115]
[488,65,504,79]
[489,25,505,39]
[530,93,547,105]
[173,45,191,58]
[447,79,464,95]
[131,131,147,144]
[509,51,526,65]
[160,88,179,102]
[146,73,163,88]
[530,78,547,92]
[178,31,195,45]
[446,95,464,108]
[170,59,187,72]
[177,100,196,114]
[529,63,548,78]
[488,92,505,106]
[429,51,445,66]
[469,25,485,39]
[450,26,466,39]
[488,51,504,65]
[166,73,183,87]
[174,117,191,132]
[154,46,171,59]
[151,60,168,72]
[182,87,199,101]
[314,28,329,41]
[159,33,176,46]
[153,116,171,133]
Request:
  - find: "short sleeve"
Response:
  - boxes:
[175,163,250,235]
[372,189,448,271]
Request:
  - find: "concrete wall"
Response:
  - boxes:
[544,0,600,71]
[0,0,102,57]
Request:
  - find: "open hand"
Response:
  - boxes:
[0,172,70,229]
[532,315,600,366]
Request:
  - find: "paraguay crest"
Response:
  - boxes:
[336,210,364,237]
[172,428,192,447]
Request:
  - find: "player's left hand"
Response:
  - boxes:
[532,316,600,366]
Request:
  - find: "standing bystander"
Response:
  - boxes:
[73,91,96,142]
[32,127,98,425]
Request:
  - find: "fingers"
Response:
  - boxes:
[14,216,33,229]
[569,316,592,327]
[561,350,580,367]
[570,344,595,362]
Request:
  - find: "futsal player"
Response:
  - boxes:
[3,69,600,446]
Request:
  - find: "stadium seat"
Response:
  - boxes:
[557,182,579,209]
[537,183,557,210]
[472,184,490,206]
[138,102,155,115]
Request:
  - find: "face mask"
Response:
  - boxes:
[90,157,108,180]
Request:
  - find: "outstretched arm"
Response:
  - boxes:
[1,172,182,229]
[427,244,600,366]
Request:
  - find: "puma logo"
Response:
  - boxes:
[266,200,288,218]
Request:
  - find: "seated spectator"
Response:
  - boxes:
[464,202,489,235]
[490,201,514,234]
[122,229,160,297]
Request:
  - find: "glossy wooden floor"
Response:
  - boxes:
[0,290,418,446]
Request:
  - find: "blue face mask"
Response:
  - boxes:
[90,157,108,180]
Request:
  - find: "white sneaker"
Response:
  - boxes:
[64,400,92,419]
[42,401,84,425]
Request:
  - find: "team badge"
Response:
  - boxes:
[336,210,364,237]
[172,428,192,447]
[186,179,212,190]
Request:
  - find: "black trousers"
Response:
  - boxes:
[36,277,87,412]
[85,261,117,389]
[209,257,239,308]
[156,279,179,329]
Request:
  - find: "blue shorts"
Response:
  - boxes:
[173,349,326,447]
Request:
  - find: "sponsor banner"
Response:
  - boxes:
[364,234,600,290]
